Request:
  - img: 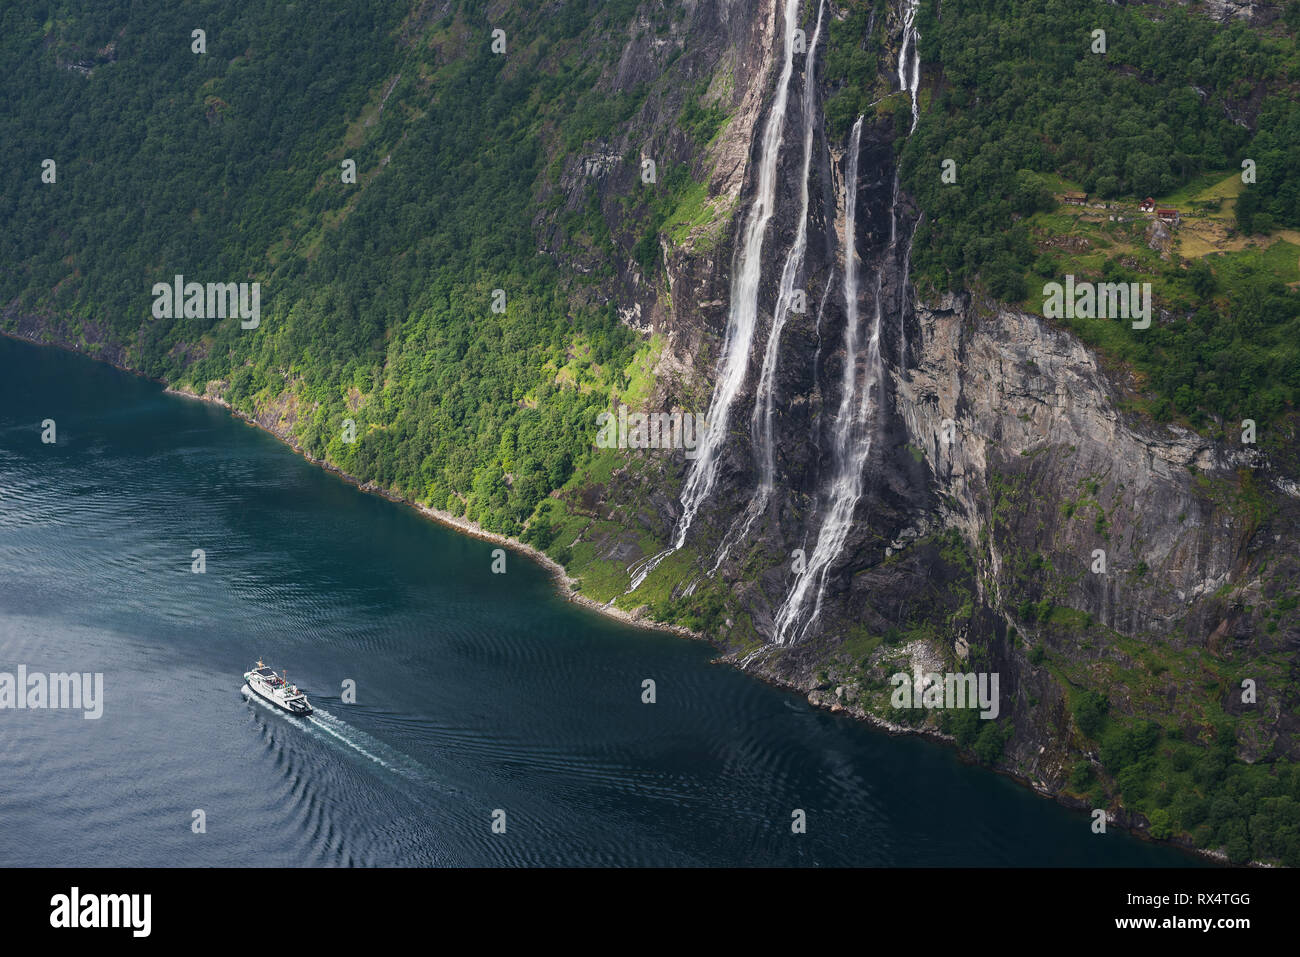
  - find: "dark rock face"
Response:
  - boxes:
[585,0,1300,789]
[2,304,129,369]
[539,0,776,351]
[894,293,1300,771]
[607,0,934,642]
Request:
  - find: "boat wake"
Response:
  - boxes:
[241,684,436,784]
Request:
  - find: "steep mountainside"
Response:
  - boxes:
[5,0,1300,863]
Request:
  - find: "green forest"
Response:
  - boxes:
[7,0,1299,532]
[900,0,1300,435]
[1,0,649,536]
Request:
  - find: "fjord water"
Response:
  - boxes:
[0,336,1200,867]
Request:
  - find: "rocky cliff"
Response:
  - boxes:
[557,0,1300,844]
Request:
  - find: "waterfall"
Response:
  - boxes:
[810,272,834,418]
[897,1,921,366]
[773,0,924,644]
[627,0,804,593]
[751,0,826,494]
[899,0,921,134]
[711,0,827,572]
[772,115,877,645]
[899,212,918,370]
[892,0,919,368]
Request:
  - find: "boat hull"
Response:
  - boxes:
[244,674,313,716]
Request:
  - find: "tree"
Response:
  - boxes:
[1147,808,1173,840]
[1073,691,1109,739]
[973,721,1011,765]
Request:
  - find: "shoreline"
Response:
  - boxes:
[153,386,1250,868]
[158,381,708,645]
[0,327,706,644]
[0,326,1236,866]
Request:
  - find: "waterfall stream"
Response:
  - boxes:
[632,0,923,633]
[712,0,828,572]
[628,0,804,592]
[772,2,921,643]
[772,115,877,645]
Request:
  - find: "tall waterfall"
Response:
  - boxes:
[772,115,877,645]
[627,0,804,593]
[899,0,921,134]
[750,0,826,495]
[897,0,921,365]
[772,1,922,644]
[711,0,827,572]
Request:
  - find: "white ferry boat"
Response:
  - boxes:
[244,660,313,716]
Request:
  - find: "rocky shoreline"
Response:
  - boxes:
[0,325,1237,865]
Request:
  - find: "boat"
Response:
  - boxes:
[243,660,313,716]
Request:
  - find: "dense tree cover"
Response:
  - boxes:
[822,0,882,138]
[900,0,1282,293]
[1235,94,1300,233]
[1040,251,1300,430]
[889,0,1300,429]
[1075,702,1300,866]
[0,0,650,534]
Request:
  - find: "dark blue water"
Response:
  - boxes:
[0,335,1205,866]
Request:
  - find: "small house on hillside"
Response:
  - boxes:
[1139,197,1156,212]
[1157,207,1180,226]
[1063,190,1088,206]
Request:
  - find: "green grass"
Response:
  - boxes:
[1154,169,1238,209]
[617,545,698,610]
[618,334,664,408]
[1208,239,1300,284]
[663,179,715,245]
[840,628,885,665]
